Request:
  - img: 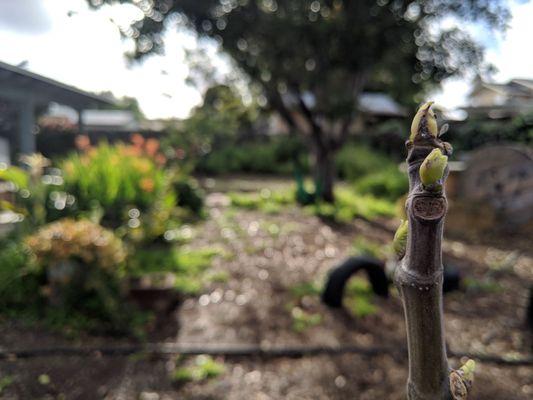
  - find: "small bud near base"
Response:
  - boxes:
[393,219,408,260]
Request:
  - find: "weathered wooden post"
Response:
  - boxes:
[393,102,475,400]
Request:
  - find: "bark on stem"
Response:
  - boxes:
[394,140,452,400]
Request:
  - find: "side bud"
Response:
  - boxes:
[419,148,448,188]
[450,359,475,400]
[410,101,438,141]
[393,219,408,260]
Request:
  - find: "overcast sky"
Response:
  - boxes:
[0,0,532,119]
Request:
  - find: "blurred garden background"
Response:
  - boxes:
[0,0,532,399]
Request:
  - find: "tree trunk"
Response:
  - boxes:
[394,141,452,400]
[314,143,336,203]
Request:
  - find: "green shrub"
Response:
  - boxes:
[22,219,140,335]
[353,167,408,200]
[128,247,219,294]
[336,144,397,181]
[172,175,204,215]
[61,142,174,228]
[0,157,74,228]
[0,238,42,313]
[453,113,533,152]
[196,136,307,175]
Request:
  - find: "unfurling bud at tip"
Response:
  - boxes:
[410,101,438,141]
[393,219,408,260]
[419,148,448,188]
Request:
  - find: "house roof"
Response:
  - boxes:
[358,92,406,117]
[0,60,113,109]
[470,78,533,99]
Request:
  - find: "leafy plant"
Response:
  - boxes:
[0,375,14,396]
[352,237,388,260]
[344,277,378,318]
[172,355,225,384]
[306,187,396,223]
[0,237,42,313]
[128,247,219,295]
[26,218,126,271]
[290,307,322,333]
[353,167,408,200]
[61,141,173,228]
[172,175,204,216]
[22,219,144,335]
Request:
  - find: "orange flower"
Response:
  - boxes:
[75,135,91,151]
[139,177,155,192]
[155,153,167,166]
[144,138,160,157]
[131,133,145,148]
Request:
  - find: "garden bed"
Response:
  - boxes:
[0,186,531,399]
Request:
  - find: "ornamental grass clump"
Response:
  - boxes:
[393,102,475,400]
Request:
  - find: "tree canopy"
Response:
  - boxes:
[88,0,511,200]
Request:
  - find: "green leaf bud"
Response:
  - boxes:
[419,148,448,187]
[410,101,438,141]
[393,219,408,260]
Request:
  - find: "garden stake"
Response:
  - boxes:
[394,102,475,400]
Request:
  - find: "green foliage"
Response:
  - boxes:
[96,0,509,110]
[463,277,502,293]
[336,144,408,200]
[307,187,396,223]
[352,237,388,260]
[0,221,146,337]
[128,247,219,294]
[0,376,14,395]
[172,175,204,215]
[164,84,260,166]
[291,307,322,333]
[344,277,378,318]
[61,142,173,228]
[353,167,408,200]
[0,238,42,312]
[336,144,397,181]
[228,183,395,222]
[0,159,72,228]
[453,113,533,152]
[172,355,225,384]
[290,281,322,298]
[228,188,294,214]
[0,165,29,189]
[89,0,510,200]
[196,136,307,176]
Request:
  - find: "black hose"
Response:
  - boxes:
[0,343,530,366]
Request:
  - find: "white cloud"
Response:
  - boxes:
[0,0,51,34]
[485,1,533,81]
[433,1,533,110]
[0,0,203,119]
